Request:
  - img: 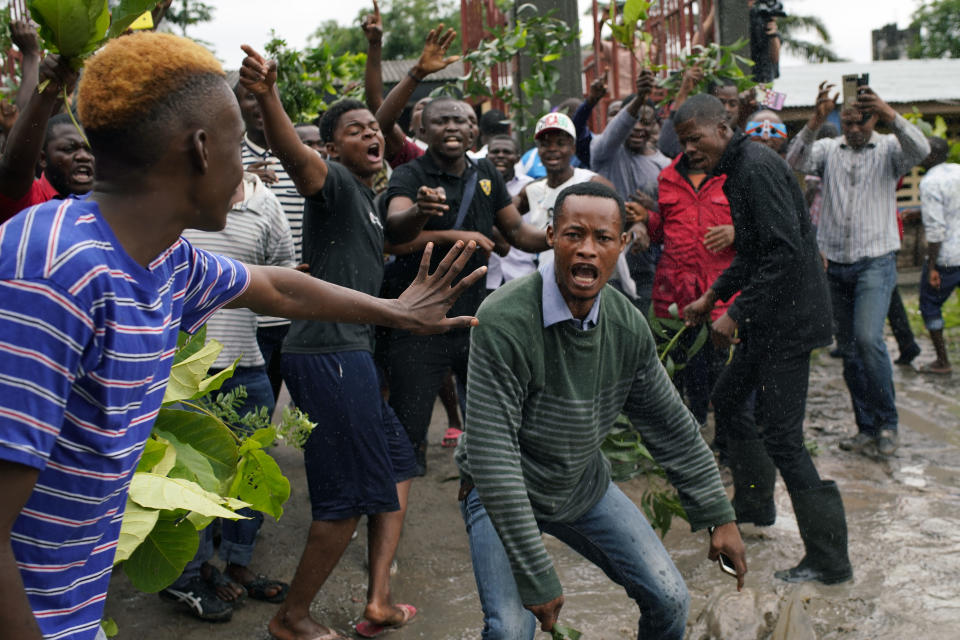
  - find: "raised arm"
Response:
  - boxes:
[376,24,459,160]
[362,0,385,114]
[854,86,930,174]
[0,55,76,201]
[10,19,41,113]
[786,81,837,174]
[590,70,655,165]
[239,45,328,197]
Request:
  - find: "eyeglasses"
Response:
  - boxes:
[745,120,787,139]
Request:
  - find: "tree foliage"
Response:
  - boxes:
[310,0,460,61]
[777,13,843,63]
[908,0,960,59]
[264,32,366,123]
[163,0,214,38]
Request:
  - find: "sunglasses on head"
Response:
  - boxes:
[745,120,787,139]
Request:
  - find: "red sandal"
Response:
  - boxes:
[441,426,463,448]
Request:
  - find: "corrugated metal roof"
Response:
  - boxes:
[381,58,466,83]
[773,59,960,108]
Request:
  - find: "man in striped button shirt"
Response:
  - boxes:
[787,81,929,458]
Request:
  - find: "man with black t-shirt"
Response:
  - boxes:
[385,98,549,473]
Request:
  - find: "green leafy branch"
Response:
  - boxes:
[116,327,312,593]
[656,40,757,106]
[265,32,366,123]
[606,0,661,70]
[436,3,578,139]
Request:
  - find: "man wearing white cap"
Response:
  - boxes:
[508,113,615,277]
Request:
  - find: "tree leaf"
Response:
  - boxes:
[136,437,171,473]
[122,514,199,592]
[160,430,220,492]
[175,327,206,363]
[152,409,238,485]
[28,0,110,59]
[127,473,250,519]
[114,499,159,564]
[195,357,238,398]
[234,448,290,520]
[106,0,158,40]
[162,339,224,404]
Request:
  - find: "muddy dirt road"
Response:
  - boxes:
[104,335,960,639]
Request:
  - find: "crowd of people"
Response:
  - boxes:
[0,3,957,640]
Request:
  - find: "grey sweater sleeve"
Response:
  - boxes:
[621,326,736,530]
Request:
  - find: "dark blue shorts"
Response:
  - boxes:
[282,350,417,521]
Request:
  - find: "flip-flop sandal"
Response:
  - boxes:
[242,575,290,603]
[441,427,463,448]
[354,604,417,638]
[202,564,247,604]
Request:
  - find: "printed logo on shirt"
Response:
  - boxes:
[368,210,383,230]
[479,179,492,196]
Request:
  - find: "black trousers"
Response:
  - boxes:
[386,329,471,451]
[711,340,821,494]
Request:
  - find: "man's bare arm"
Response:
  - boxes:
[0,461,44,640]
[495,204,549,253]
[229,241,486,334]
[239,45,328,197]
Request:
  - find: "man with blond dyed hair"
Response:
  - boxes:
[0,32,483,640]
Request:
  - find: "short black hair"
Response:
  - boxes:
[927,136,949,164]
[487,133,518,151]
[44,113,76,149]
[674,94,728,128]
[318,98,368,144]
[552,181,626,232]
[479,109,509,136]
[420,96,462,126]
[708,78,737,95]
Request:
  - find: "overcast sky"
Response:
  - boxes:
[191,0,924,67]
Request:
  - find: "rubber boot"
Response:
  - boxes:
[775,480,853,585]
[728,438,776,526]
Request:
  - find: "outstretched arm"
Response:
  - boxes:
[0,55,76,201]
[377,24,459,160]
[230,240,486,334]
[239,45,328,197]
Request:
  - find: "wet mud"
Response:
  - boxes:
[104,335,960,639]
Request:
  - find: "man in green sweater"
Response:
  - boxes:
[455,181,746,639]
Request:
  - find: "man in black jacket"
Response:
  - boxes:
[679,94,852,585]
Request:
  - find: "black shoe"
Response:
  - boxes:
[160,577,234,622]
[876,429,899,456]
[894,342,921,366]
[777,480,852,585]
[774,555,853,585]
[838,432,873,453]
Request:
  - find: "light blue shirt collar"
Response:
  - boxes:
[540,261,601,330]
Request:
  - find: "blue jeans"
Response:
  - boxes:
[827,253,898,435]
[460,483,689,640]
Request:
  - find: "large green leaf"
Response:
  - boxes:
[175,326,206,364]
[136,437,170,473]
[230,449,290,520]
[106,0,158,39]
[122,514,199,592]
[159,430,220,492]
[195,358,239,398]
[114,499,159,564]
[127,473,250,520]
[162,339,224,404]
[28,0,110,59]
[152,409,238,484]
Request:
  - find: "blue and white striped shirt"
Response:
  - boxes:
[0,198,249,639]
[786,114,930,263]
